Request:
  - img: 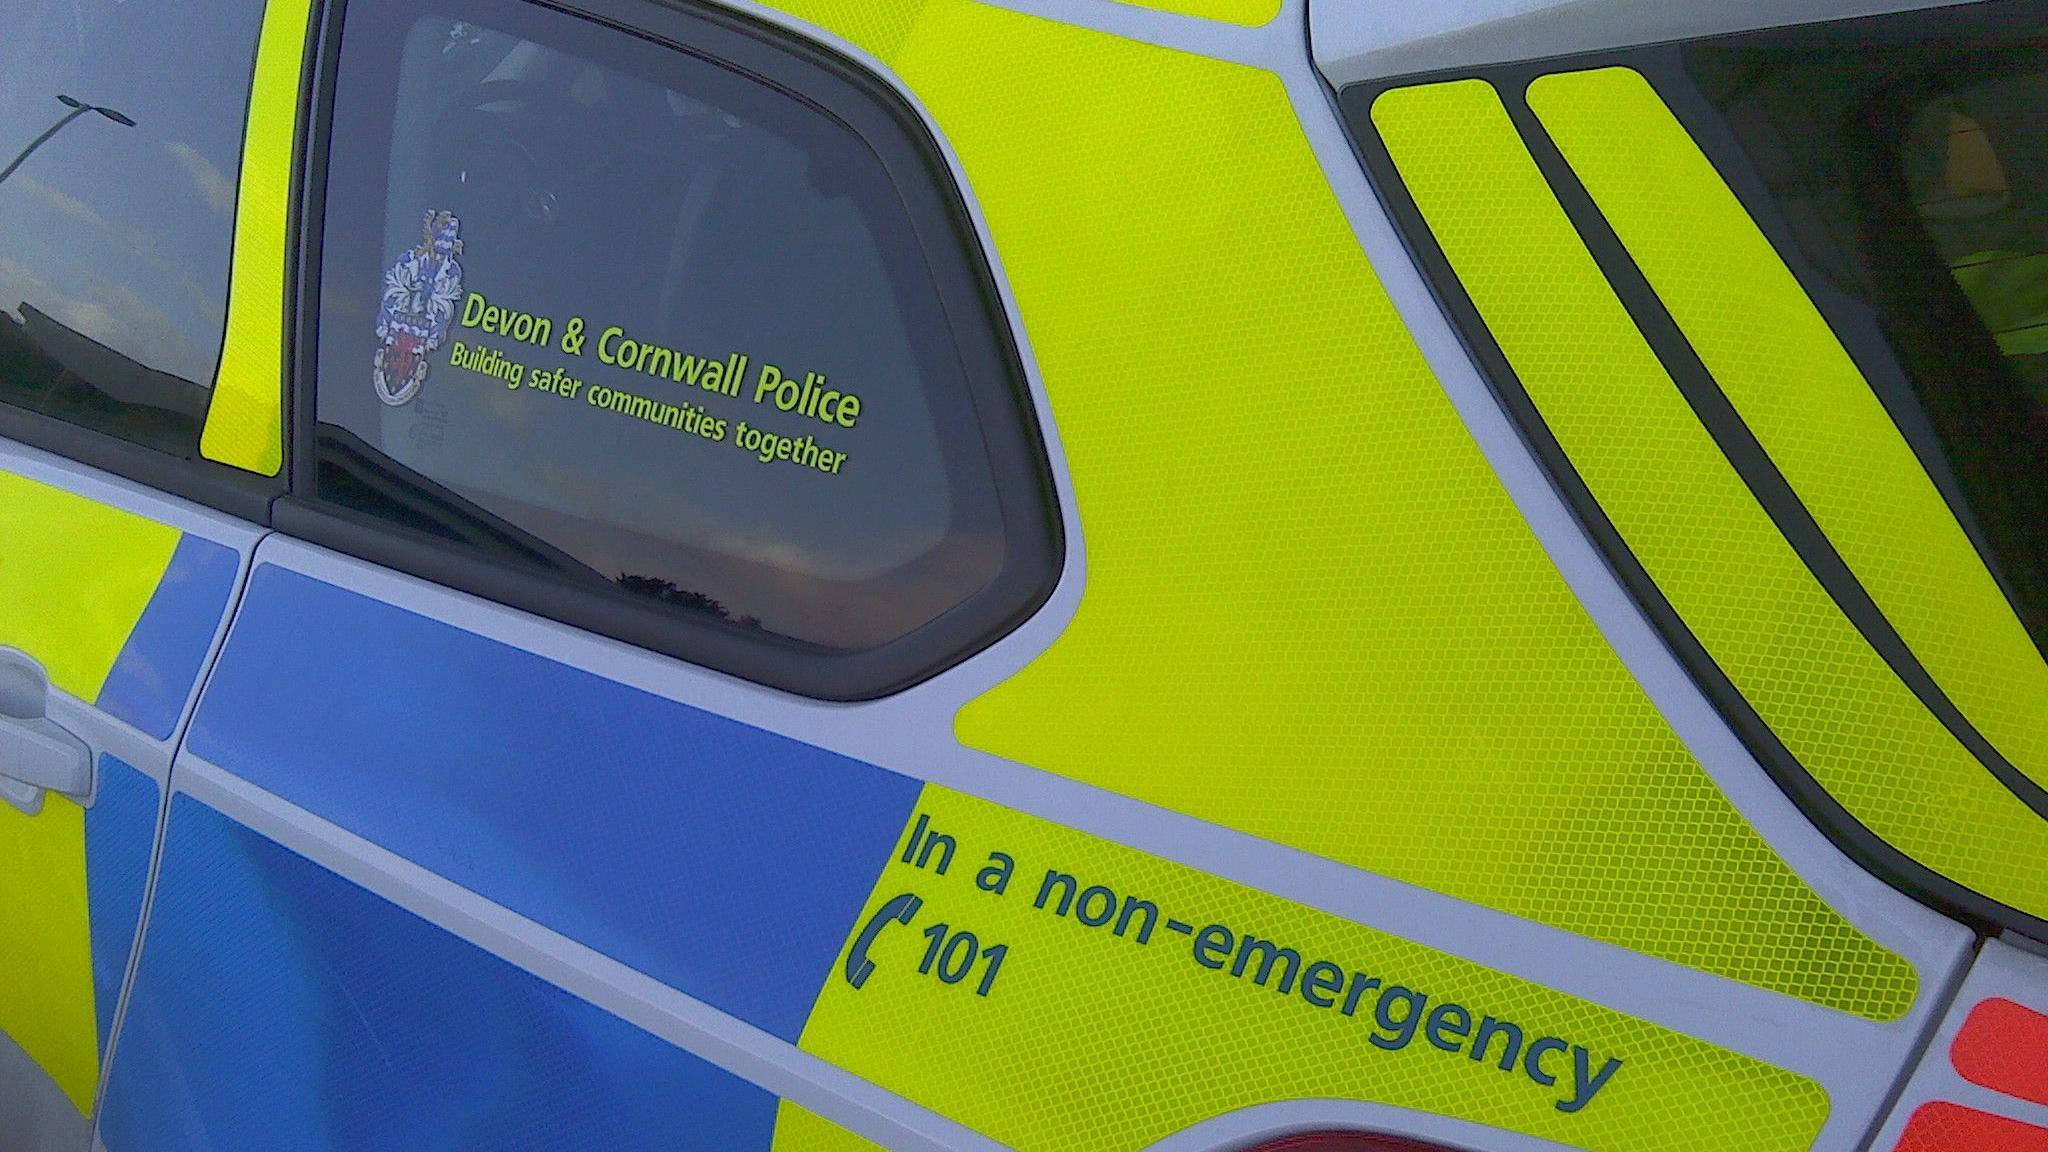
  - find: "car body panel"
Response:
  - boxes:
[0,441,257,1146]
[0,0,2027,1149]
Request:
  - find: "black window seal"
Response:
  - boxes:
[284,0,1063,701]
[0,404,279,522]
[1333,43,2048,944]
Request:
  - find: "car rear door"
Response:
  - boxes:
[92,0,1057,1147]
[0,0,281,1145]
[0,449,252,1152]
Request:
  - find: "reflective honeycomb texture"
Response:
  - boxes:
[1377,75,2048,925]
[1893,1103,2048,1152]
[1534,66,2048,807]
[757,0,1922,1021]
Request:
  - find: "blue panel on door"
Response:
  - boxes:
[99,794,780,1152]
[187,565,920,1042]
[85,756,158,1054]
[98,535,240,740]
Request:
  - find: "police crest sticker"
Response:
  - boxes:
[374,210,465,407]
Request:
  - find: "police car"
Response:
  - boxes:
[1,0,2045,1149]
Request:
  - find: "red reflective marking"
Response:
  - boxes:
[1893,1102,2048,1152]
[1951,997,2048,1107]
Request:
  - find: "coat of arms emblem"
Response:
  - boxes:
[374,209,465,407]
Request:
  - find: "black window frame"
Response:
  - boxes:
[1333,1,2048,942]
[0,0,298,523]
[0,399,282,521]
[278,0,1063,701]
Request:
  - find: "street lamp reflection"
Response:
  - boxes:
[0,92,137,188]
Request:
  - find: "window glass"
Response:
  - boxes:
[1687,17,2048,655]
[0,0,261,455]
[315,0,1019,656]
[1905,78,2048,389]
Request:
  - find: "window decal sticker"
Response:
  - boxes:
[374,209,466,407]
[427,280,868,478]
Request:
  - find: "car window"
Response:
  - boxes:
[1906,78,2048,387]
[1688,21,2048,656]
[311,0,1056,687]
[0,0,262,457]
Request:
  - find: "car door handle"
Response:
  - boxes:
[0,647,93,816]
[0,715,92,810]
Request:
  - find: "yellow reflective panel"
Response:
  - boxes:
[769,1101,886,1152]
[800,787,1831,1152]
[1529,66,2048,803]
[0,471,176,1114]
[0,471,181,701]
[1373,77,2048,921]
[751,0,1912,1015]
[0,798,96,1114]
[200,0,315,476]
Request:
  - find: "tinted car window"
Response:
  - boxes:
[313,0,1055,682]
[1689,14,2048,656]
[1905,75,2048,388]
[0,0,261,456]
